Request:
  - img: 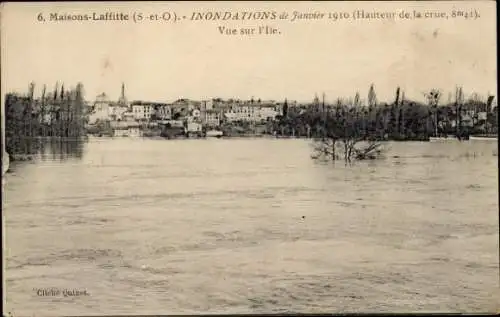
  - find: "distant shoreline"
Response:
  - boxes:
[7,133,498,142]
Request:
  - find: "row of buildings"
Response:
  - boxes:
[88,84,288,129]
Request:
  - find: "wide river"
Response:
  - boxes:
[3,138,499,315]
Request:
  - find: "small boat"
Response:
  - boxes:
[206,130,223,138]
[469,135,498,141]
[429,135,459,142]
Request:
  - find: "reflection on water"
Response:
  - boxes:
[3,138,499,315]
[6,137,85,163]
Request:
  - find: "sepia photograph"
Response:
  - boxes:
[1,1,498,315]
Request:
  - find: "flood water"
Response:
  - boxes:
[3,138,499,315]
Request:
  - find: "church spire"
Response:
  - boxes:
[118,82,127,106]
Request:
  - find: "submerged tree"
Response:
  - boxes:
[311,98,385,163]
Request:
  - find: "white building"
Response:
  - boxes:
[88,92,129,123]
[110,121,142,137]
[186,122,203,134]
[205,110,221,126]
[88,93,112,124]
[223,105,255,122]
[223,104,279,123]
[259,106,280,121]
[131,102,154,120]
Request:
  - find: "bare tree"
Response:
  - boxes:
[368,84,377,108]
[312,100,385,163]
[354,91,361,107]
[424,88,442,137]
[425,88,441,107]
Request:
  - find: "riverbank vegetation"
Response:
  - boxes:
[273,86,497,141]
[4,82,87,158]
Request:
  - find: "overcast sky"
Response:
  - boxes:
[1,1,497,104]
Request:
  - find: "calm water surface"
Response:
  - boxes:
[3,138,499,315]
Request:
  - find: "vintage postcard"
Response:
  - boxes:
[1,1,498,315]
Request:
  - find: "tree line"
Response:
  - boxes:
[4,82,88,156]
[272,85,497,141]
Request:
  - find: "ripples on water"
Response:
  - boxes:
[3,138,499,315]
